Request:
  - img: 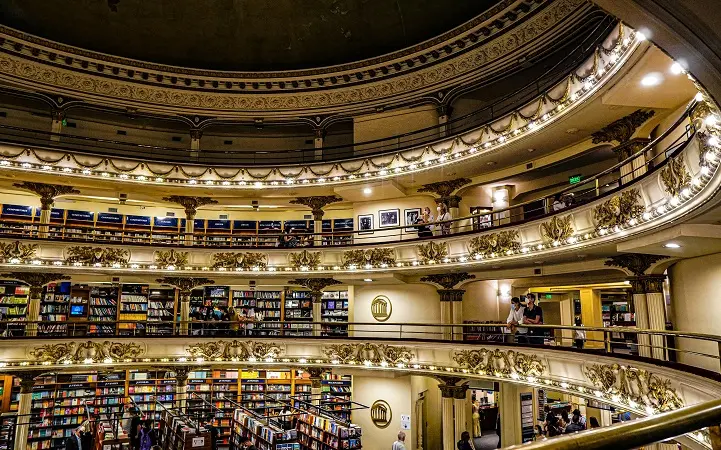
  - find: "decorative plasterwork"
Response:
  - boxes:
[12,182,79,208]
[0,24,637,188]
[289,196,343,219]
[583,363,683,412]
[604,254,668,277]
[592,189,645,230]
[591,109,656,144]
[186,341,283,360]
[469,230,521,257]
[421,272,475,290]
[660,157,692,196]
[155,277,215,294]
[453,349,546,377]
[323,343,414,365]
[417,178,472,198]
[211,252,267,270]
[540,215,574,244]
[1,272,69,290]
[65,246,129,266]
[28,341,145,363]
[289,250,321,270]
[162,196,218,217]
[0,241,37,263]
[154,249,189,269]
[288,278,342,295]
[0,0,587,115]
[341,248,396,269]
[417,241,449,264]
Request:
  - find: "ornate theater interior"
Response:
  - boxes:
[0,1,720,449]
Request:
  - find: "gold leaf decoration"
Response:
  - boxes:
[417,241,448,263]
[453,349,546,377]
[211,252,267,270]
[155,249,189,268]
[289,250,322,270]
[66,247,129,265]
[592,189,645,230]
[0,241,38,262]
[660,157,691,197]
[468,230,521,257]
[186,340,283,360]
[323,343,414,365]
[341,248,396,268]
[584,363,683,412]
[540,215,574,244]
[28,341,144,363]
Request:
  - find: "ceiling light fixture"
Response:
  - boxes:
[363,278,373,282]
[663,243,681,249]
[670,62,684,75]
[640,73,663,87]
[363,188,372,195]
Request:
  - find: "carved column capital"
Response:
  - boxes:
[418,178,471,199]
[156,277,215,294]
[1,272,70,290]
[306,367,327,389]
[190,128,203,141]
[289,278,341,301]
[437,289,465,302]
[13,182,80,209]
[289,196,343,220]
[420,273,475,290]
[436,376,467,399]
[162,196,218,219]
[628,275,666,294]
[613,138,651,161]
[14,370,45,393]
[591,109,656,145]
[173,366,191,386]
[438,195,462,209]
[605,254,668,276]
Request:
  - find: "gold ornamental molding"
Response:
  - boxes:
[65,246,130,266]
[468,230,521,257]
[342,248,396,269]
[604,254,668,277]
[453,349,546,377]
[591,109,656,145]
[583,363,683,412]
[540,215,574,244]
[420,272,475,290]
[323,343,414,366]
[289,196,343,219]
[186,341,283,361]
[154,249,190,269]
[155,276,215,294]
[28,341,145,363]
[162,196,218,218]
[371,295,392,322]
[370,400,393,429]
[592,189,645,231]
[289,250,321,270]
[288,278,342,296]
[660,156,692,197]
[0,0,587,115]
[12,182,79,208]
[0,241,37,263]
[211,252,267,270]
[417,241,449,264]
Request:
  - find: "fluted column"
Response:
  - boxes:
[307,368,326,407]
[289,196,342,247]
[1,273,70,336]
[13,182,79,238]
[174,367,190,413]
[453,386,469,445]
[14,371,42,450]
[190,128,202,160]
[312,292,323,337]
[421,274,475,341]
[437,105,452,138]
[591,111,655,184]
[617,140,649,184]
[438,378,465,450]
[156,277,215,335]
[644,276,668,360]
[440,300,452,340]
[630,278,652,358]
[441,394,455,450]
[162,196,218,246]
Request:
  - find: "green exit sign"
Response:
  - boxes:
[544,294,553,299]
[569,174,583,184]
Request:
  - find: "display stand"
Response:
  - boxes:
[231,407,299,450]
[0,413,16,450]
[156,404,210,450]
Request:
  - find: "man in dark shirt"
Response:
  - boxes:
[523,293,544,345]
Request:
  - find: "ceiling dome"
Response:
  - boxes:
[0,0,502,71]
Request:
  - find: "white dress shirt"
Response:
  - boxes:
[506,306,526,334]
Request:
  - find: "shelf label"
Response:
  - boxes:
[67,210,94,222]
[192,437,205,447]
[125,215,151,227]
[2,204,33,217]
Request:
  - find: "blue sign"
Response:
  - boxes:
[233,220,256,230]
[97,212,123,224]
[125,215,151,227]
[284,220,310,231]
[51,209,64,220]
[67,210,94,222]
[207,219,231,230]
[322,220,332,231]
[334,218,354,229]
[154,217,178,228]
[2,204,33,217]
[259,221,281,230]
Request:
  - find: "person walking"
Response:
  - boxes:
[392,431,407,450]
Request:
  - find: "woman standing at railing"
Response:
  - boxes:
[435,203,452,236]
[416,207,434,238]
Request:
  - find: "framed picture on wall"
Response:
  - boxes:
[470,206,493,230]
[358,214,374,234]
[379,208,400,228]
[404,208,421,232]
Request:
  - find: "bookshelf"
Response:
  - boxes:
[40,282,71,335]
[147,288,176,335]
[94,212,124,242]
[254,290,282,336]
[127,370,176,421]
[295,412,361,450]
[0,413,15,450]
[258,221,282,248]
[232,220,258,247]
[89,286,119,335]
[231,408,299,450]
[0,282,29,336]
[320,291,349,337]
[65,209,95,240]
[205,219,232,246]
[123,215,152,244]
[284,290,312,337]
[0,204,35,237]
[320,375,352,423]
[152,216,181,245]
[119,284,149,335]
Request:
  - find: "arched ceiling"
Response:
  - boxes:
[0,0,502,71]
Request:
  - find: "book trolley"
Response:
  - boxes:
[155,402,211,450]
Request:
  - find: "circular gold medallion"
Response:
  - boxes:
[371,295,392,322]
[370,399,392,428]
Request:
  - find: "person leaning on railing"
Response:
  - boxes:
[506,297,526,343]
[523,293,544,345]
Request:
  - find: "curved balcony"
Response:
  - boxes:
[0,95,715,278]
[0,323,719,448]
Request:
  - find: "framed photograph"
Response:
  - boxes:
[358,214,374,234]
[470,206,493,230]
[379,208,400,228]
[404,208,421,232]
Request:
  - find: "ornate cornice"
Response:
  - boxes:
[323,343,414,366]
[0,241,37,263]
[418,178,472,198]
[1,272,69,288]
[660,156,692,196]
[289,196,343,219]
[154,249,189,269]
[28,341,145,363]
[186,341,283,360]
[12,182,79,208]
[605,254,668,276]
[592,189,645,230]
[469,230,521,257]
[341,248,396,269]
[417,241,449,264]
[591,109,656,144]
[211,252,267,270]
[288,278,342,297]
[0,0,592,116]
[289,250,322,270]
[540,215,574,244]
[162,196,218,218]
[66,246,129,266]
[156,276,215,294]
[421,272,475,290]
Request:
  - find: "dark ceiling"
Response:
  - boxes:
[0,0,501,71]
